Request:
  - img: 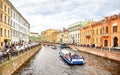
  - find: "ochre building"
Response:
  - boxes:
[80,13,120,49]
[0,0,11,49]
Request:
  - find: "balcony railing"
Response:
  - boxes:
[102,33,109,37]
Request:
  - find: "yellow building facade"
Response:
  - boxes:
[40,31,47,43]
[0,0,11,50]
[92,21,102,47]
[57,29,68,44]
[40,29,61,43]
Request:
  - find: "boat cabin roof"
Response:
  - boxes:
[61,50,70,54]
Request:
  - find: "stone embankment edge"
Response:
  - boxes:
[69,45,120,62]
[0,45,41,75]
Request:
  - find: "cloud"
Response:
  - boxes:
[9,0,120,33]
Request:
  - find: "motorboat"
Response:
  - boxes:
[59,50,85,65]
[60,44,69,49]
[51,46,57,49]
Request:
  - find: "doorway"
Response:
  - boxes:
[104,40,108,46]
[113,37,118,47]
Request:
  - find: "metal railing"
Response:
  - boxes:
[0,43,41,64]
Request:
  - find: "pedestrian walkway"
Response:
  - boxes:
[69,45,120,62]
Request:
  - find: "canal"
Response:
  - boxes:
[13,45,120,75]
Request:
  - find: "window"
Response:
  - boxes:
[13,12,15,18]
[96,29,98,35]
[8,30,10,37]
[5,15,6,23]
[106,27,108,33]
[103,27,104,34]
[11,20,12,26]
[0,13,2,21]
[1,42,3,46]
[4,29,6,37]
[100,38,102,43]
[8,8,10,14]
[96,38,98,43]
[100,28,102,34]
[13,22,15,27]
[13,31,15,37]
[113,26,117,32]
[11,10,12,16]
[93,30,94,34]
[4,5,6,12]
[0,2,2,9]
[8,18,10,24]
[0,28,2,36]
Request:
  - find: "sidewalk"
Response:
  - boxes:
[69,45,120,62]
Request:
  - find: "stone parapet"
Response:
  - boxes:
[0,45,41,75]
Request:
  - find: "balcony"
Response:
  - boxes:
[86,35,91,38]
[102,33,109,37]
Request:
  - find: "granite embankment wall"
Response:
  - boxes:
[0,45,41,75]
[69,45,120,62]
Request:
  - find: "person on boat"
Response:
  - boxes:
[69,52,71,58]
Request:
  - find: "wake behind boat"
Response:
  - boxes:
[59,50,85,65]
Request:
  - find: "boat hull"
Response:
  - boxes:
[59,53,84,65]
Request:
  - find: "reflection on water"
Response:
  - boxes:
[13,46,120,75]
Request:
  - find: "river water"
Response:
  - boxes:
[13,45,120,75]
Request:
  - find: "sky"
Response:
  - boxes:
[9,0,120,33]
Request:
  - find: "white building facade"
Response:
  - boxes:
[68,22,83,45]
[11,5,30,45]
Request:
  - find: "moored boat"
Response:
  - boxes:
[51,46,57,49]
[60,44,69,49]
[59,50,85,65]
